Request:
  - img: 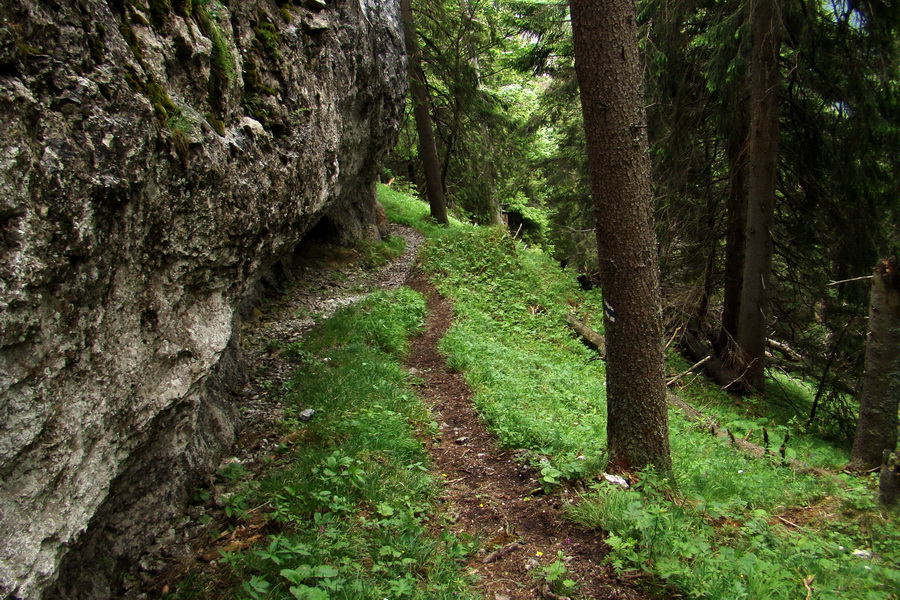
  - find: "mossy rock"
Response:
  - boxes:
[253,21,281,61]
[173,0,192,17]
[118,22,143,62]
[148,0,171,27]
[146,81,177,121]
[205,113,227,137]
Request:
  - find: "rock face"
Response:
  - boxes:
[0,0,406,597]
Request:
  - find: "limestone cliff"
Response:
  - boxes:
[0,0,406,597]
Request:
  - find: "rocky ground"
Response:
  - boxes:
[126,225,657,600]
[122,225,422,598]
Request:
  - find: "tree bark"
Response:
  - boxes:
[717,111,749,358]
[879,451,900,507]
[850,257,900,470]
[399,0,449,225]
[571,0,671,475]
[733,0,780,392]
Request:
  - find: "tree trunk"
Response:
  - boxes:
[850,257,900,470]
[399,0,449,225]
[733,0,780,392]
[571,0,671,475]
[717,108,749,359]
[879,451,900,507]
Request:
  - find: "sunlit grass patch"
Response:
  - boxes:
[171,287,479,600]
[377,184,900,600]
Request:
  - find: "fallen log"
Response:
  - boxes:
[482,542,521,564]
[679,329,746,393]
[563,316,829,476]
[767,338,802,362]
[666,355,711,387]
[665,391,828,475]
[565,314,606,358]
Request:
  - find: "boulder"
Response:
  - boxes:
[0,0,406,597]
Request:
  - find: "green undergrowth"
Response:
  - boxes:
[567,471,899,600]
[380,184,609,480]
[379,184,899,600]
[669,353,850,470]
[171,287,478,599]
[355,234,406,269]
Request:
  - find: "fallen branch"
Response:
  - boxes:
[540,583,572,600]
[565,314,606,358]
[666,355,712,387]
[678,329,746,393]
[767,338,801,362]
[777,515,799,529]
[664,326,682,351]
[802,575,815,600]
[483,542,521,564]
[827,275,872,286]
[666,391,828,475]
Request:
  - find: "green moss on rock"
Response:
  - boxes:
[146,81,177,121]
[205,113,227,136]
[173,0,192,17]
[119,22,143,62]
[253,21,281,61]
[148,0,171,27]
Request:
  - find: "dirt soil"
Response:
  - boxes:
[130,225,662,600]
[406,274,652,600]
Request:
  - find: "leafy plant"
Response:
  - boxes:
[538,463,562,494]
[199,286,478,599]
[536,551,576,595]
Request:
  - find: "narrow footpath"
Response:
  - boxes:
[140,226,655,599]
[405,274,647,600]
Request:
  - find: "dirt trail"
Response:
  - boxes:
[136,227,657,599]
[406,274,649,600]
[236,224,424,448]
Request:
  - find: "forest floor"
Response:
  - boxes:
[404,272,650,600]
[137,224,654,600]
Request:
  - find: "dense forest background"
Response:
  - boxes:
[385,0,900,450]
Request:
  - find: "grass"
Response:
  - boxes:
[354,234,406,269]
[379,184,900,600]
[174,185,898,599]
[380,184,609,477]
[169,286,479,599]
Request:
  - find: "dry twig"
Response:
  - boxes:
[666,355,711,387]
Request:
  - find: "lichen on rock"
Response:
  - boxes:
[0,0,406,597]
